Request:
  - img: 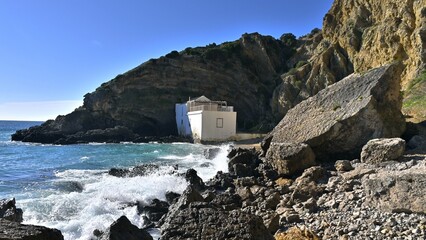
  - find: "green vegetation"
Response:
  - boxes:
[407,70,426,92]
[403,70,426,120]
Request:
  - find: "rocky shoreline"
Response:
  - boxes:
[3,141,425,239]
[3,63,426,239]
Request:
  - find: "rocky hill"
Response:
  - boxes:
[12,0,426,143]
[13,33,295,144]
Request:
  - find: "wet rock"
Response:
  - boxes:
[108,164,159,177]
[0,198,23,223]
[137,199,169,222]
[100,216,152,240]
[161,203,273,240]
[184,169,205,191]
[266,142,316,176]
[0,219,64,240]
[267,64,406,161]
[334,160,354,172]
[204,147,221,159]
[361,138,405,164]
[165,191,181,205]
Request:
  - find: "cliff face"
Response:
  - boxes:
[13,33,292,143]
[271,0,426,121]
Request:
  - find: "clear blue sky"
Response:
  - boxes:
[0,0,334,121]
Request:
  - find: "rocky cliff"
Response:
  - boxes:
[271,0,426,121]
[13,33,294,144]
[13,0,426,143]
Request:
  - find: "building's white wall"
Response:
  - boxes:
[175,104,192,137]
[201,111,237,141]
[187,111,203,141]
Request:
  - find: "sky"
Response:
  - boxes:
[0,0,334,121]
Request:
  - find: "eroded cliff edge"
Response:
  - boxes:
[13,0,426,144]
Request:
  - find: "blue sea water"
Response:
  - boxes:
[0,121,229,239]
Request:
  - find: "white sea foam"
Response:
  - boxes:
[17,143,231,240]
[21,170,188,239]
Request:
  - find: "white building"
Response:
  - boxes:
[175,96,237,142]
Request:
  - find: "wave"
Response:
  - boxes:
[12,143,231,240]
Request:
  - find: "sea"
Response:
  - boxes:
[0,120,230,239]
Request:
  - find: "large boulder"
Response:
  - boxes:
[360,138,405,164]
[161,202,273,240]
[100,216,153,240]
[0,219,64,240]
[0,198,23,223]
[266,64,406,161]
[265,142,316,176]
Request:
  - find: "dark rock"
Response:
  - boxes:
[0,198,23,223]
[228,148,260,178]
[204,148,221,159]
[264,192,280,210]
[93,229,103,237]
[100,216,152,240]
[230,163,253,177]
[228,148,257,167]
[234,177,258,187]
[210,193,242,211]
[184,169,205,191]
[137,199,169,222]
[264,213,280,234]
[407,135,426,150]
[165,191,181,205]
[360,138,406,164]
[256,163,279,181]
[169,186,204,212]
[265,142,316,176]
[108,164,159,177]
[206,171,234,190]
[267,64,406,161]
[161,203,273,240]
[0,219,64,240]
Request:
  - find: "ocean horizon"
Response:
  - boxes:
[0,120,230,239]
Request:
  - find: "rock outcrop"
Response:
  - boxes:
[0,198,23,223]
[0,219,64,240]
[272,0,426,121]
[266,64,406,161]
[100,216,153,240]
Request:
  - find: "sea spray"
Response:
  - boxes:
[1,122,232,239]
